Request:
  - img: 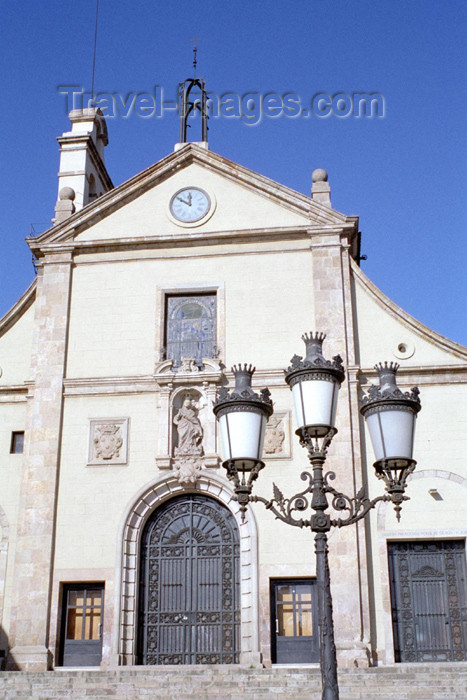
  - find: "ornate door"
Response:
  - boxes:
[138,495,240,664]
[388,540,467,662]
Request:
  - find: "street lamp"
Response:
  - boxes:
[213,333,421,700]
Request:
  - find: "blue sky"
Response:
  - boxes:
[1,0,466,345]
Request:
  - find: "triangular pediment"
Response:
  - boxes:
[29,144,354,252]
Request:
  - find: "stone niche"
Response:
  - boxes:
[154,357,223,483]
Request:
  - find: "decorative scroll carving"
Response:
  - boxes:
[88,418,129,465]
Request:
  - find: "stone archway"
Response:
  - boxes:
[116,473,259,666]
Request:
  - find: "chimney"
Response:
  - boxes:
[311,168,331,207]
[54,108,113,223]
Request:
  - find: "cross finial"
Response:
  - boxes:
[191,35,200,77]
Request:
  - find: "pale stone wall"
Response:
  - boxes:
[0,301,35,386]
[74,163,310,242]
[66,248,316,379]
[352,266,465,367]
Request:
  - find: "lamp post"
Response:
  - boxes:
[213,333,421,700]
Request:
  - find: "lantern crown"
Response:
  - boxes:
[213,365,273,418]
[360,363,421,413]
[284,332,345,386]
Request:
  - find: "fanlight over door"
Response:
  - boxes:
[138,494,240,665]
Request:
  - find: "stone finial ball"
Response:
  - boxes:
[312,168,328,183]
[59,186,76,201]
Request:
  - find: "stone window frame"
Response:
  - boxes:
[155,283,226,366]
[114,473,260,666]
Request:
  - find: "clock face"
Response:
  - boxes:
[170,187,211,223]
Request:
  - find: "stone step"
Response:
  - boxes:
[0,663,466,700]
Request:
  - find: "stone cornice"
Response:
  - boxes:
[63,376,157,396]
[61,370,292,396]
[39,362,467,400]
[359,364,467,385]
[27,144,357,255]
[29,223,358,258]
[0,384,29,402]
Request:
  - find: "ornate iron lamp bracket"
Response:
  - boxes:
[250,467,394,532]
[248,427,406,531]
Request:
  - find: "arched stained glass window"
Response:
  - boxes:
[165,294,216,367]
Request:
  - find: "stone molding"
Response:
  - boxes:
[114,472,259,666]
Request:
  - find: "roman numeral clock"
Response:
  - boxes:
[169,186,215,226]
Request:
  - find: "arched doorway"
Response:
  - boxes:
[138,494,240,665]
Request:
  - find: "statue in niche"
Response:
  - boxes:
[173,395,204,457]
[94,423,123,460]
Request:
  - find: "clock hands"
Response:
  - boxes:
[176,193,192,206]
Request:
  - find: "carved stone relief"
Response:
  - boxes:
[88,418,129,466]
[263,412,291,459]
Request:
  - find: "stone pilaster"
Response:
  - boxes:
[7,250,73,671]
[310,233,371,667]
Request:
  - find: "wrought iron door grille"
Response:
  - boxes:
[139,495,240,664]
[388,540,467,662]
